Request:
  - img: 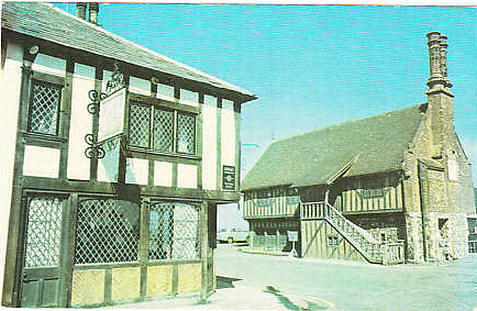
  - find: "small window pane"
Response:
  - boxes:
[177,113,195,154]
[148,202,173,260]
[153,108,174,152]
[129,103,151,148]
[24,196,64,267]
[75,199,140,264]
[28,80,62,136]
[149,202,200,261]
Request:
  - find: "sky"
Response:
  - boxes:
[55,3,477,229]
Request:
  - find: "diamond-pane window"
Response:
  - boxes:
[28,80,62,136]
[177,113,196,154]
[24,196,64,268]
[153,108,174,152]
[129,103,151,148]
[75,199,140,264]
[149,202,199,261]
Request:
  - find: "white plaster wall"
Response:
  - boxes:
[156,83,175,102]
[202,95,217,190]
[154,161,173,187]
[221,99,235,167]
[0,40,23,296]
[31,53,66,77]
[177,164,198,189]
[125,157,148,185]
[67,63,95,180]
[23,145,60,178]
[179,89,199,107]
[129,76,150,96]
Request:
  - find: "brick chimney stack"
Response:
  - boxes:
[88,3,99,24]
[426,31,455,159]
[76,3,87,20]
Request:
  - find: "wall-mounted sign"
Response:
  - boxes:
[98,87,126,142]
[287,231,298,242]
[222,166,236,191]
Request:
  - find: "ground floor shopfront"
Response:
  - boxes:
[2,179,224,308]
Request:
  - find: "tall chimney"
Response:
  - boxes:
[426,31,454,159]
[88,3,99,24]
[76,2,87,20]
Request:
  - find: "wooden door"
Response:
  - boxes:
[20,195,67,307]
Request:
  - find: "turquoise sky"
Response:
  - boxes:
[56,3,477,187]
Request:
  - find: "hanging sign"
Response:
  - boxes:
[98,87,126,142]
[287,231,298,242]
[222,166,236,190]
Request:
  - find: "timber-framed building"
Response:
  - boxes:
[1,2,255,307]
[242,32,476,264]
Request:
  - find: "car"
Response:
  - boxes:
[217,228,250,244]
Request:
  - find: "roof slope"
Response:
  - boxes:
[1,2,254,98]
[242,104,426,190]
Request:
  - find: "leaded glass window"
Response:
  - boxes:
[128,103,196,155]
[27,80,62,136]
[24,196,64,268]
[149,202,200,261]
[153,108,174,152]
[129,103,151,148]
[75,199,140,264]
[177,113,196,154]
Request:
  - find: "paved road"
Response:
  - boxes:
[216,244,477,311]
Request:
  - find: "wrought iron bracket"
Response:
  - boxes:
[87,90,107,114]
[84,134,105,159]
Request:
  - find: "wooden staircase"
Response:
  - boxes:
[301,201,404,265]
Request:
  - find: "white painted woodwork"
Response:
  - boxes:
[179,89,199,107]
[202,95,217,190]
[23,145,60,178]
[177,164,198,189]
[0,41,23,281]
[129,76,150,96]
[31,53,66,77]
[125,158,149,185]
[67,63,95,180]
[155,83,175,102]
[154,161,173,187]
[221,99,235,167]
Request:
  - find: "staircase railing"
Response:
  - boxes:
[301,201,404,264]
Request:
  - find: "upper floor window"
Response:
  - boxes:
[128,102,196,155]
[362,188,384,199]
[27,80,62,136]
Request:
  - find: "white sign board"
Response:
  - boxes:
[98,88,126,142]
[287,231,298,242]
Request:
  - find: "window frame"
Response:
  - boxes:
[26,75,65,138]
[127,94,198,157]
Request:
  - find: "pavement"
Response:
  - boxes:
[113,244,477,311]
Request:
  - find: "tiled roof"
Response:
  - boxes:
[1,2,255,99]
[242,104,427,190]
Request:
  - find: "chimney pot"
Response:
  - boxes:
[76,2,87,20]
[88,3,99,24]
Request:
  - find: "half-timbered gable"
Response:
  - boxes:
[242,32,476,265]
[1,2,255,308]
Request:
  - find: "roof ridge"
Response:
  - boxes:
[273,103,426,144]
[41,3,253,97]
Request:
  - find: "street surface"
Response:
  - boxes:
[216,244,477,311]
